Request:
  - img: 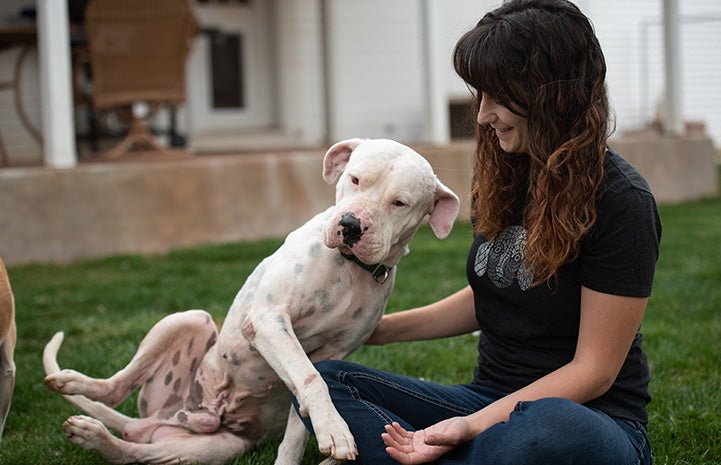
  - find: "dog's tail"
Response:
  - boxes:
[43,332,132,433]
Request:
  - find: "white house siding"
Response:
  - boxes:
[2,0,720,163]
[677,1,721,145]
[440,1,667,134]
[592,0,721,146]
[275,0,327,146]
[440,0,497,101]
[324,0,426,142]
[439,0,721,147]
[585,1,663,133]
[0,46,43,165]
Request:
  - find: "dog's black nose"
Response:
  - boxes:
[339,212,363,247]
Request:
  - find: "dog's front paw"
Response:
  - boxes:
[315,415,358,461]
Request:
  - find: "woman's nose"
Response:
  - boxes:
[477,96,496,125]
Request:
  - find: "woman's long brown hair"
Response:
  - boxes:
[453,0,612,286]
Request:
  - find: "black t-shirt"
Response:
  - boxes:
[467,148,662,424]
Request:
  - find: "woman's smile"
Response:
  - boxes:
[477,93,529,154]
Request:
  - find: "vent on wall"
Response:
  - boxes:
[449,99,475,140]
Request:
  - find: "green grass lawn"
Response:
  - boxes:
[1,192,719,465]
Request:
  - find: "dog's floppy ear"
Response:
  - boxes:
[322,138,364,184]
[428,180,460,239]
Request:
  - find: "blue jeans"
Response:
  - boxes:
[293,360,652,465]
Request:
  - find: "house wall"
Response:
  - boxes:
[442,0,721,147]
[275,0,327,146]
[588,0,721,142]
[316,0,720,148]
[675,3,721,142]
[324,0,426,142]
[2,0,721,163]
[0,46,43,166]
[440,0,496,101]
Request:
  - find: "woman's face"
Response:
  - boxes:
[476,92,529,154]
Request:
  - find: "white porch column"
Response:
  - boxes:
[36,0,77,168]
[662,0,683,136]
[422,0,449,145]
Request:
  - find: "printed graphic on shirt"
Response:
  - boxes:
[474,225,533,290]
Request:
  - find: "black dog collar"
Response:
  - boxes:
[340,252,391,284]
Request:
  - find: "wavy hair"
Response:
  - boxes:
[453,0,612,285]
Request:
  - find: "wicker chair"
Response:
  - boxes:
[84,0,199,159]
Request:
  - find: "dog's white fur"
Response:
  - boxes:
[0,258,17,444]
[43,138,460,464]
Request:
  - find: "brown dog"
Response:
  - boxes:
[0,258,16,444]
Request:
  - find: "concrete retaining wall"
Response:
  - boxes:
[610,134,719,204]
[0,138,716,265]
[0,152,336,265]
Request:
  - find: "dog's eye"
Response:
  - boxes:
[392,200,407,207]
[350,176,360,185]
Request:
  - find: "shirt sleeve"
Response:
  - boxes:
[578,187,662,298]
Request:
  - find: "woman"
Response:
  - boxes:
[297,1,661,464]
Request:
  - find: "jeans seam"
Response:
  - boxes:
[619,419,650,465]
[337,370,395,425]
[338,369,476,417]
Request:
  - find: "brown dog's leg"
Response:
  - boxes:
[0,258,16,443]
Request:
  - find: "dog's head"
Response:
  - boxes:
[322,138,460,267]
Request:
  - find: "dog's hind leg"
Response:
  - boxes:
[62,415,252,465]
[44,332,133,434]
[44,310,218,409]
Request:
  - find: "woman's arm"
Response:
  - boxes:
[366,285,479,345]
[383,286,649,464]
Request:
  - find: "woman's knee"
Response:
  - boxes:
[511,397,603,439]
[470,398,634,465]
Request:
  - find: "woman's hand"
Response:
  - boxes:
[381,417,473,464]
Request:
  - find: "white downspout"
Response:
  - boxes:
[320,0,334,145]
[421,0,449,145]
[662,0,683,136]
[36,0,77,168]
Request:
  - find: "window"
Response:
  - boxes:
[208,30,245,109]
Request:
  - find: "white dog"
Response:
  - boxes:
[44,138,460,465]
